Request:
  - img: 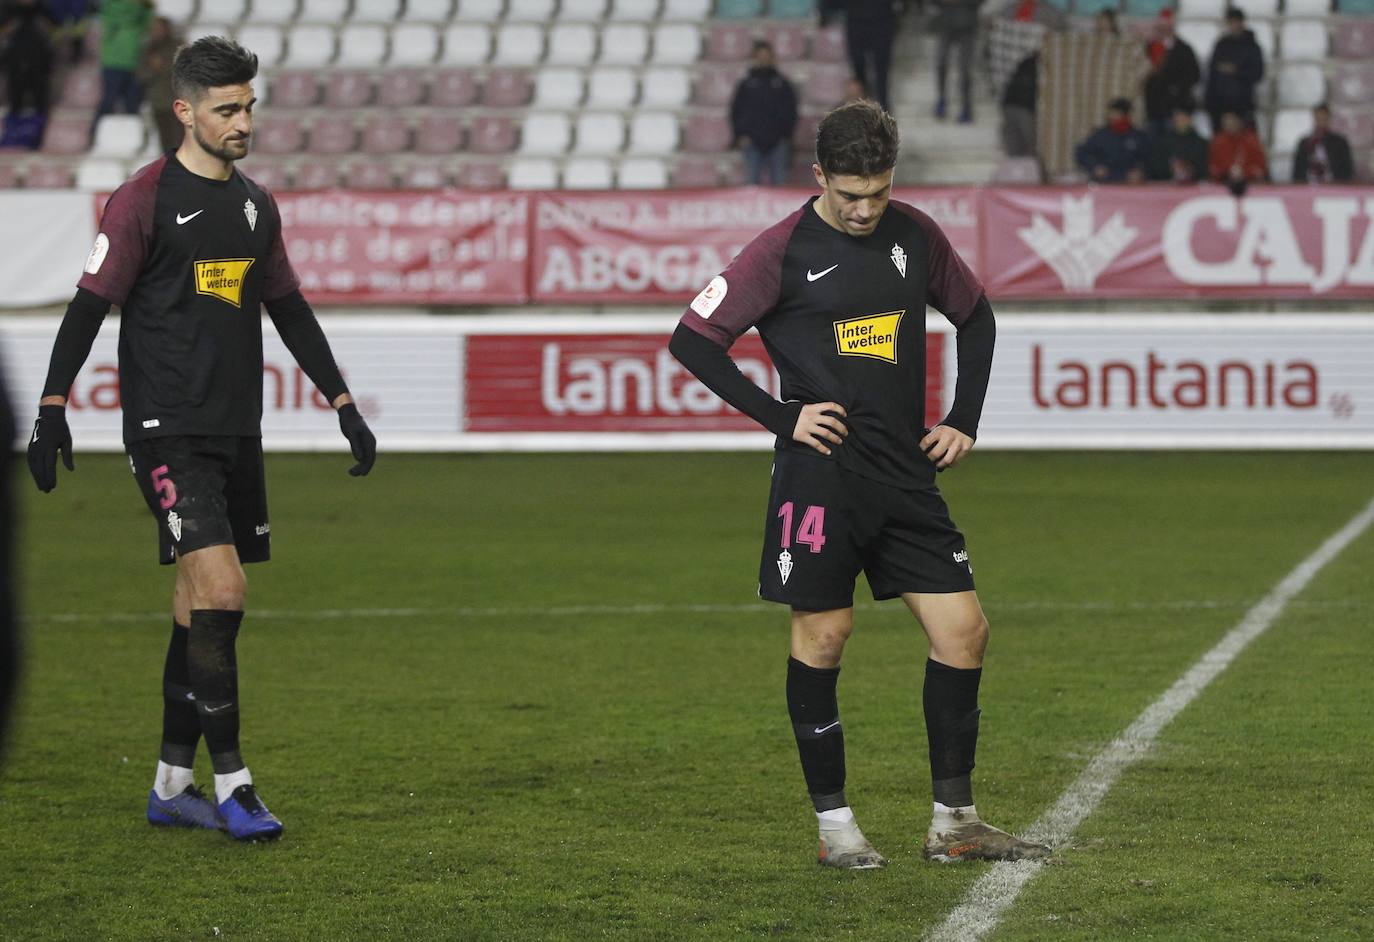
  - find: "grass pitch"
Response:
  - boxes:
[3,451,1372,941]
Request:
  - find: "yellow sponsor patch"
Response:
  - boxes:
[193,258,255,308]
[833,310,905,364]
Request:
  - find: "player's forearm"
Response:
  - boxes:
[942,295,995,438]
[669,323,801,438]
[40,288,111,403]
[264,290,350,405]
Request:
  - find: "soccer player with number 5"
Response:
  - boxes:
[670,101,1047,868]
[25,37,376,841]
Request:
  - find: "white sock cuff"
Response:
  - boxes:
[817,806,856,827]
[933,801,977,815]
[153,761,196,800]
[214,767,253,805]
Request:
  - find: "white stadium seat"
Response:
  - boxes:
[508,157,559,189]
[586,66,638,107]
[618,157,669,188]
[1177,0,1225,17]
[507,0,556,20]
[287,24,336,67]
[1271,108,1310,154]
[563,156,614,189]
[639,67,691,107]
[390,24,440,66]
[337,24,388,67]
[158,0,198,23]
[1229,0,1278,16]
[1280,20,1329,61]
[248,0,297,23]
[610,0,659,18]
[573,112,625,154]
[236,25,285,67]
[456,0,505,17]
[205,0,247,21]
[441,23,492,65]
[187,22,231,43]
[520,112,572,154]
[547,24,597,66]
[559,0,607,20]
[1250,20,1275,60]
[402,0,453,19]
[351,0,402,21]
[1176,21,1219,64]
[1283,0,1329,14]
[533,67,586,107]
[662,0,710,17]
[297,0,348,20]
[76,158,130,192]
[626,112,679,155]
[91,115,146,158]
[599,23,649,64]
[493,24,544,66]
[1277,63,1326,108]
[650,23,702,66]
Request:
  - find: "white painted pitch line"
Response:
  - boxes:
[927,495,1374,942]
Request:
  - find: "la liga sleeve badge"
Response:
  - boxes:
[690,275,728,318]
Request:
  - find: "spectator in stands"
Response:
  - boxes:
[1209,109,1268,190]
[839,0,897,113]
[138,15,180,152]
[1094,9,1119,36]
[1000,51,1037,158]
[1149,103,1209,183]
[730,40,799,186]
[1143,9,1200,138]
[46,0,84,62]
[933,0,980,124]
[1292,104,1354,184]
[1075,97,1152,183]
[91,0,153,136]
[0,0,57,120]
[1204,7,1263,131]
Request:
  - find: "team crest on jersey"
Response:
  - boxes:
[243,199,258,231]
[194,258,256,307]
[890,244,907,278]
[833,310,905,364]
[166,511,183,542]
[777,549,793,584]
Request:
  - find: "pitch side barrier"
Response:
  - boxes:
[3,314,1373,452]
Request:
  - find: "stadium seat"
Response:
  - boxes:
[810,26,846,62]
[507,0,556,19]
[91,115,145,158]
[481,68,534,107]
[25,162,76,188]
[414,115,466,153]
[769,0,813,16]
[469,115,518,152]
[295,161,339,190]
[573,113,625,154]
[351,0,401,20]
[270,72,320,108]
[763,24,806,61]
[1178,0,1225,15]
[1337,0,1374,11]
[547,24,598,67]
[1231,0,1278,14]
[627,112,679,154]
[40,118,89,156]
[58,68,102,110]
[401,0,453,20]
[1175,21,1219,64]
[248,0,297,23]
[508,157,559,188]
[560,0,608,19]
[650,23,703,66]
[287,25,336,67]
[563,156,614,188]
[390,24,440,66]
[1331,19,1374,56]
[619,156,669,187]
[493,24,544,66]
[791,112,819,149]
[203,0,247,20]
[694,67,738,106]
[1251,20,1276,59]
[1330,65,1374,105]
[600,24,650,64]
[431,69,480,106]
[1124,0,1172,13]
[1285,0,1331,12]
[587,67,638,107]
[157,0,197,23]
[455,161,506,188]
[378,70,428,107]
[308,120,357,155]
[400,160,451,188]
[715,0,763,17]
[343,160,395,189]
[610,0,661,18]
[520,112,572,154]
[186,21,230,43]
[640,67,691,107]
[237,25,286,68]
[441,24,493,65]
[662,0,711,15]
[1277,64,1326,108]
[1270,108,1310,153]
[705,24,754,62]
[240,160,291,189]
[1280,19,1329,60]
[337,25,388,67]
[297,0,348,20]
[76,158,128,191]
[680,113,732,152]
[534,68,587,107]
[1332,110,1374,148]
[250,116,304,154]
[803,66,849,107]
[992,155,1044,183]
[0,162,20,189]
[670,155,721,186]
[324,71,375,107]
[455,0,505,17]
[361,115,411,153]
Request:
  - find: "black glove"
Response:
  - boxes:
[27,404,74,493]
[337,402,376,477]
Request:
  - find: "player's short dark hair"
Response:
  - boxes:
[1224,5,1244,19]
[171,36,259,103]
[815,101,900,179]
[1108,97,1133,113]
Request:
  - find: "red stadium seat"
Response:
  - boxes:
[455,161,507,189]
[252,116,305,155]
[763,24,806,61]
[670,155,721,187]
[361,114,411,154]
[803,65,849,108]
[1330,66,1374,106]
[480,68,533,107]
[323,71,374,108]
[680,113,733,152]
[430,69,479,107]
[378,70,428,107]
[1332,110,1374,149]
[414,115,466,154]
[40,118,90,156]
[468,115,518,153]
[294,160,340,190]
[25,162,76,187]
[792,112,819,149]
[344,160,396,189]
[58,68,102,109]
[1331,19,1374,58]
[307,120,357,155]
[0,161,20,188]
[270,72,320,108]
[705,24,754,62]
[693,67,739,106]
[400,160,452,188]
[240,160,293,190]
[810,26,846,63]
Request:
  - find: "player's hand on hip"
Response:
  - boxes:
[337,403,376,477]
[27,404,75,492]
[920,425,974,470]
[793,402,848,456]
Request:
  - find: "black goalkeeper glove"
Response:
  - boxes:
[27,404,74,493]
[337,402,376,477]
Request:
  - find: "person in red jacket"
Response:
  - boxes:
[1208,110,1268,189]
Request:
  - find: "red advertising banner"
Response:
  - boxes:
[528,187,982,305]
[464,330,948,433]
[982,185,1374,300]
[273,190,530,305]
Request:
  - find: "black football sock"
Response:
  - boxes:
[924,658,982,808]
[160,621,201,768]
[787,656,847,812]
[187,609,245,775]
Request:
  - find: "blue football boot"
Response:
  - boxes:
[147,785,225,830]
[218,784,284,841]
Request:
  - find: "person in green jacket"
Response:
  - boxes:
[92,0,152,134]
[1149,104,1210,184]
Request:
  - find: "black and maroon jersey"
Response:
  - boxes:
[679,196,984,490]
[78,154,300,442]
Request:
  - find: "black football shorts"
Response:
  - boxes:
[758,448,975,611]
[126,436,270,566]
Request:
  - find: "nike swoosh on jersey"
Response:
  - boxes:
[176,210,205,225]
[813,721,841,734]
[806,264,839,282]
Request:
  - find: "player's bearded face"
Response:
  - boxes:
[187,84,255,162]
[814,168,895,238]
